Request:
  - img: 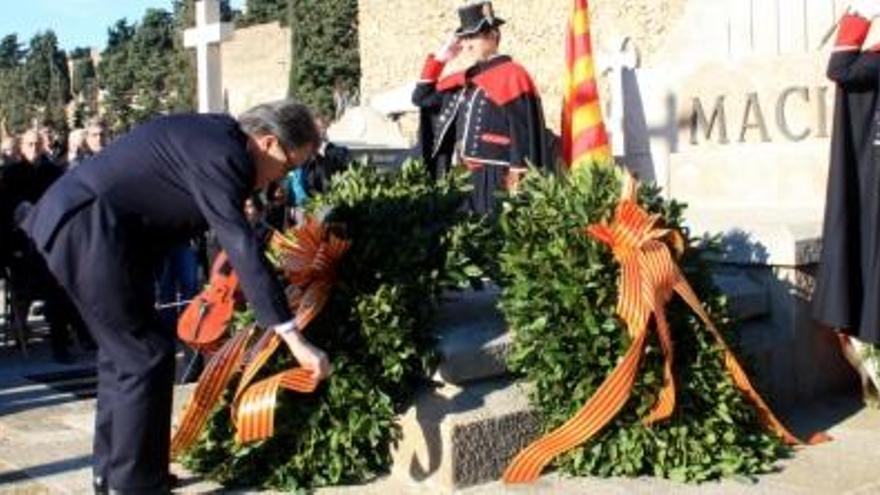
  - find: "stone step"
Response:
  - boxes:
[684,207,822,267]
[733,319,797,409]
[431,275,769,386]
[431,287,510,385]
[390,377,539,492]
[732,317,856,412]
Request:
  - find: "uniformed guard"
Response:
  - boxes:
[412,1,549,214]
[813,0,880,404]
[20,100,332,494]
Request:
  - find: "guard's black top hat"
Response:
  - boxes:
[455,1,506,37]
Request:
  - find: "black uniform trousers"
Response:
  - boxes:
[41,199,174,493]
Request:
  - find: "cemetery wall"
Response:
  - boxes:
[221,22,291,117]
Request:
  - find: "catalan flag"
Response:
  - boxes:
[562,0,611,169]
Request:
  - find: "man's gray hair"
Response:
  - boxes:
[85,116,106,129]
[238,99,320,150]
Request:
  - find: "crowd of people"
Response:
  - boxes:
[0,118,107,363]
[0,113,351,367]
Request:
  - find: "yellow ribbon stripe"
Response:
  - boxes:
[170,328,253,457]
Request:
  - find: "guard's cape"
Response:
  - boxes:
[812,13,880,344]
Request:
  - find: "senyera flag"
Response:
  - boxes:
[562,0,611,169]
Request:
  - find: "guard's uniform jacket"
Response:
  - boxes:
[813,12,880,344]
[413,54,547,214]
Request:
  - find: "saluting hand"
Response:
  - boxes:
[436,35,462,63]
[279,329,331,381]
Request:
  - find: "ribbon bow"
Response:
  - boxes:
[171,217,351,457]
[502,175,828,484]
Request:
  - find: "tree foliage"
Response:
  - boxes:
[23,31,70,133]
[0,35,25,70]
[237,0,288,27]
[288,0,360,119]
[172,0,236,27]
[99,8,195,133]
[0,31,70,135]
[0,34,28,133]
[70,48,98,128]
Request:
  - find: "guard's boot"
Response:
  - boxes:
[92,475,108,495]
[839,333,880,408]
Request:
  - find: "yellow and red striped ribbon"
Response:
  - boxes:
[562,0,612,170]
[171,218,350,457]
[171,327,253,458]
[502,176,829,484]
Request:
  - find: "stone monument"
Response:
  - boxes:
[358,0,860,409]
[184,0,234,113]
[372,1,863,490]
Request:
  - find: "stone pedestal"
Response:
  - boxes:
[326,106,411,168]
[389,288,538,492]
[684,207,856,411]
[390,379,538,490]
[389,279,786,492]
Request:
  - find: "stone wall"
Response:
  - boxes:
[221,22,291,117]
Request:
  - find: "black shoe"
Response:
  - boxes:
[108,485,171,495]
[98,473,176,494]
[93,476,108,495]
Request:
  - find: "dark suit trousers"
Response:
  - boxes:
[40,200,174,492]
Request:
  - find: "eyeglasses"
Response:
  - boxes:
[276,139,316,174]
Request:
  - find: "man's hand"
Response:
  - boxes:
[435,35,462,63]
[278,328,331,381]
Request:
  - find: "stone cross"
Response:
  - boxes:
[602,37,639,158]
[184,0,233,113]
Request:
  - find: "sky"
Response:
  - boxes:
[0,0,245,51]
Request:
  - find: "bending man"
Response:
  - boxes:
[21,100,331,494]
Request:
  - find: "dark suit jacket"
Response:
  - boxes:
[22,113,292,327]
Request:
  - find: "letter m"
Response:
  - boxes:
[690,96,729,145]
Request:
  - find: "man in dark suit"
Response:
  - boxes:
[20,100,331,494]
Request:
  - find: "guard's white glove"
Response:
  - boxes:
[852,0,880,19]
[435,35,462,63]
